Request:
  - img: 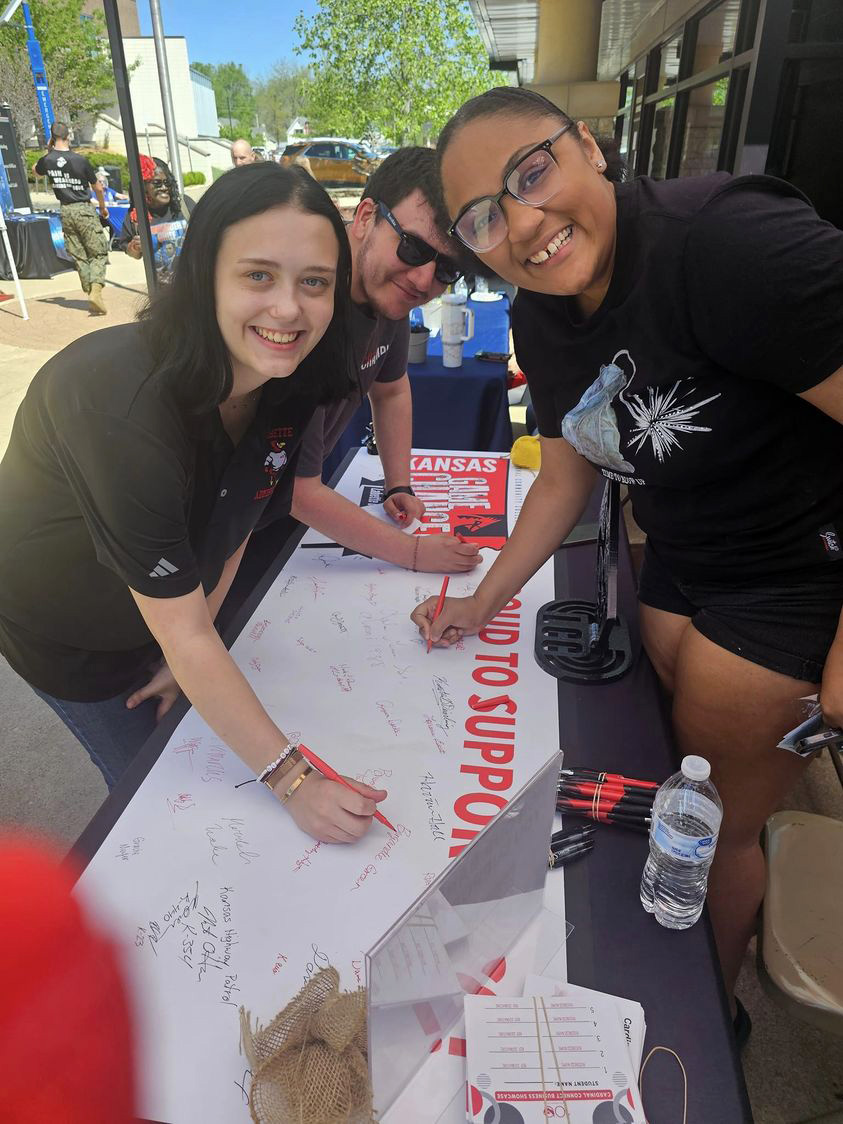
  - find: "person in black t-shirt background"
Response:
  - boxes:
[412,87,843,1027]
[0,162,389,845]
[34,121,109,315]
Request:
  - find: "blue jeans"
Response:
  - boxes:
[31,683,160,790]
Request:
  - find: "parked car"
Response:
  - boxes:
[279,137,380,186]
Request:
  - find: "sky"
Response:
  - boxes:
[137,0,321,79]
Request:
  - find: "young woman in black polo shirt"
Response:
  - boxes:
[0,163,388,843]
[413,87,843,1024]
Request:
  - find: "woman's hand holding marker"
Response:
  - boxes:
[415,534,481,573]
[412,592,490,649]
[285,772,389,844]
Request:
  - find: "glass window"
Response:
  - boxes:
[648,97,676,178]
[678,76,731,177]
[790,0,843,42]
[308,144,331,158]
[619,71,633,111]
[692,0,741,73]
[769,58,843,226]
[659,35,683,88]
[632,57,647,111]
[618,108,632,161]
[629,113,642,167]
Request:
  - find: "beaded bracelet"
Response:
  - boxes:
[257,742,300,790]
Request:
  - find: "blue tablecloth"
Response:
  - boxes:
[426,293,510,358]
[105,201,131,239]
[322,354,512,481]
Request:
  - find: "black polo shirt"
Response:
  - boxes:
[0,323,313,700]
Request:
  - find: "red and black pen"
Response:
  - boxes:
[560,767,660,792]
[557,798,652,832]
[547,839,594,869]
[557,782,656,809]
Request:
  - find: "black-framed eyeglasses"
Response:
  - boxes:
[376,201,462,285]
[148,177,169,188]
[448,123,573,253]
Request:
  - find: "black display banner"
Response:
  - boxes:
[0,103,34,212]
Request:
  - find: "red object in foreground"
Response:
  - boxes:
[428,575,450,653]
[0,834,136,1122]
[297,744,397,832]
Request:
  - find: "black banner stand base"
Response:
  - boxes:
[534,598,632,684]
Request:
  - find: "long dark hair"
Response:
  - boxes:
[139,162,355,413]
[437,86,627,185]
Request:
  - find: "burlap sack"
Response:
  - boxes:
[240,967,374,1124]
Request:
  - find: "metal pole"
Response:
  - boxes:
[148,0,184,195]
[0,207,29,319]
[101,0,157,294]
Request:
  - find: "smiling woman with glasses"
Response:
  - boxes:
[414,85,843,1044]
[118,155,190,282]
[448,122,573,253]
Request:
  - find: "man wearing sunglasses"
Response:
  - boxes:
[288,146,481,575]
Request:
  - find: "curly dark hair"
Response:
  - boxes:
[151,157,183,216]
[127,156,184,219]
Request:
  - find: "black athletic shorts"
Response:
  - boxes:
[637,542,843,683]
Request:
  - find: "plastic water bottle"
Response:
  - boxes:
[640,755,722,930]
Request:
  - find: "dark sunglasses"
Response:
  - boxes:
[376,201,462,285]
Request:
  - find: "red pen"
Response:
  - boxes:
[297,743,397,832]
[427,575,450,653]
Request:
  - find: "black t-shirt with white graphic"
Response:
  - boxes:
[34,148,97,204]
[296,301,409,477]
[514,174,843,581]
[0,323,314,700]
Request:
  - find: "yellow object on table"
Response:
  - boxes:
[511,434,541,474]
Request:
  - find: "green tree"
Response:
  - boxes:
[254,60,310,145]
[294,0,497,144]
[193,60,255,132]
[0,0,116,143]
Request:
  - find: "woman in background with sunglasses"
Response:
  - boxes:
[413,86,843,1040]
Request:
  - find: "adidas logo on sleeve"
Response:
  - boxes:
[149,557,179,578]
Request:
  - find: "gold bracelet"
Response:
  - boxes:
[278,762,315,805]
[262,748,304,792]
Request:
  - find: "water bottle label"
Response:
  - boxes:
[652,793,721,861]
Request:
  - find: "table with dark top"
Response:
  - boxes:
[73,457,751,1124]
[0,212,75,280]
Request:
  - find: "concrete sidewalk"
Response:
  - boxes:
[1,248,145,846]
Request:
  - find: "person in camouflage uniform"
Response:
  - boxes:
[35,123,109,314]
